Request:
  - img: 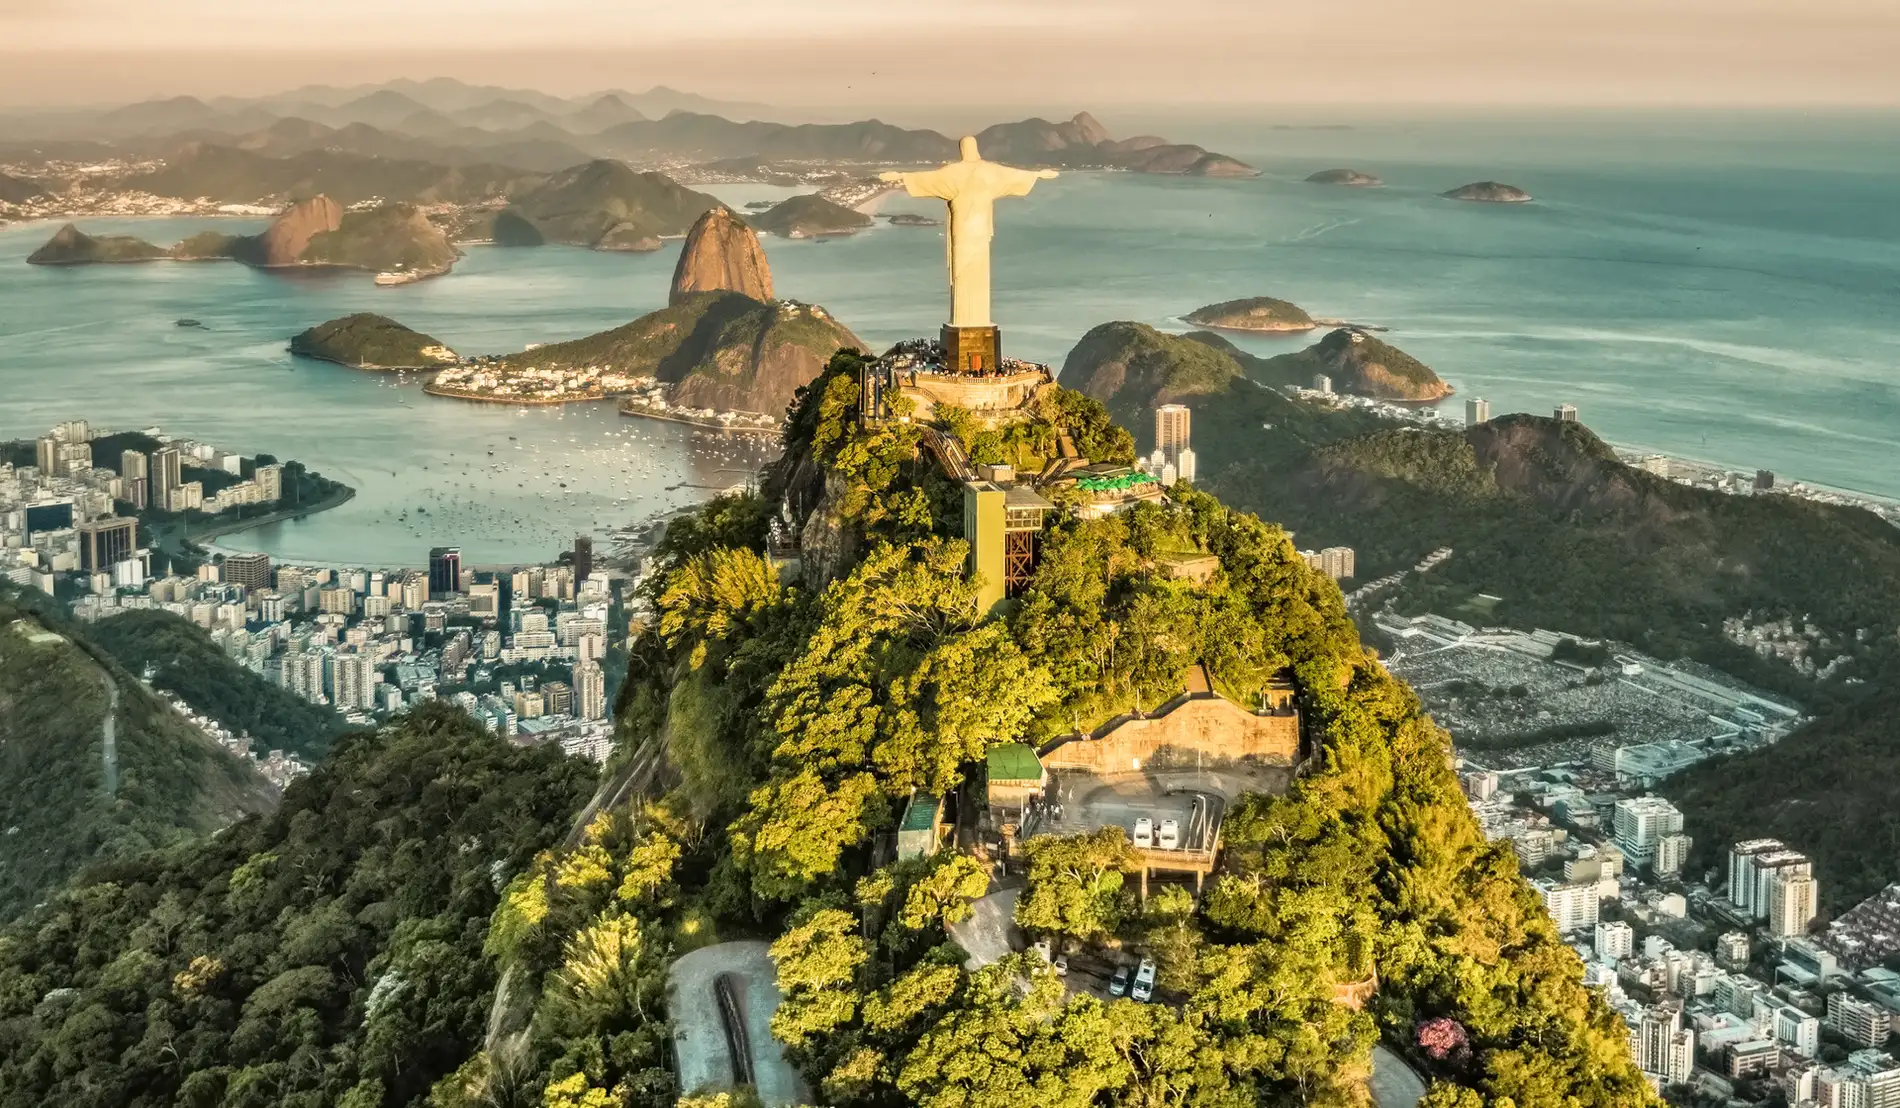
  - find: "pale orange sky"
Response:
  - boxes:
[2,0,1897,110]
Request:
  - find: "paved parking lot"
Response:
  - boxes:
[668,941,809,1106]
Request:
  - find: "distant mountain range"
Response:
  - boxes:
[0,79,1253,181]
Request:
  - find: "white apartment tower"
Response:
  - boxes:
[1730,839,1786,914]
[1614,796,1685,870]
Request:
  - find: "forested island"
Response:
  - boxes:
[290,313,458,369]
[1184,295,1318,332]
[1443,181,1533,203]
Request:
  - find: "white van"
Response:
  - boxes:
[1132,957,1157,1002]
[1133,817,1154,848]
[1158,819,1180,850]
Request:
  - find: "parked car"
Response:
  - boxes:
[1131,957,1157,1002]
[1133,817,1154,848]
[1053,955,1069,977]
[1158,818,1180,850]
[1109,964,1131,997]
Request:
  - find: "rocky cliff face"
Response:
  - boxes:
[669,207,773,306]
[662,296,862,416]
[252,195,344,266]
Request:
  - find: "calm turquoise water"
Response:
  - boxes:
[3,113,1897,564]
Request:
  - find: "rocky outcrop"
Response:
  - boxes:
[1306,169,1381,186]
[251,195,343,266]
[1443,181,1532,203]
[669,207,773,305]
[661,296,862,415]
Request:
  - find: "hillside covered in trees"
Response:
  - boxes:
[0,704,594,1106]
[0,590,275,919]
[0,353,1661,1107]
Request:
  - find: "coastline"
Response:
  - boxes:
[422,383,619,406]
[288,348,447,373]
[184,486,357,544]
[618,403,783,438]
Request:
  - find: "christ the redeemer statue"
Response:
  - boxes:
[882,136,1057,331]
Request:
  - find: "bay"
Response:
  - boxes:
[2,112,1896,565]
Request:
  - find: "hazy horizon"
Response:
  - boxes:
[3,0,1898,112]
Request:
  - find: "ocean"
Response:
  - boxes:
[2,111,1896,565]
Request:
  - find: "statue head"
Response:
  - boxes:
[959,135,981,161]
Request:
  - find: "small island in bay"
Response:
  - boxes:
[25,195,460,280]
[27,224,172,264]
[750,193,873,239]
[1185,296,1317,333]
[1443,181,1533,203]
[885,213,941,227]
[1305,168,1382,187]
[289,313,458,370]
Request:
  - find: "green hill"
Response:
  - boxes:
[750,192,872,238]
[0,703,594,1104]
[26,223,171,264]
[299,203,459,273]
[498,159,721,250]
[0,593,275,919]
[1219,327,1451,401]
[436,351,1655,1108]
[290,312,459,370]
[85,608,349,760]
[493,290,863,414]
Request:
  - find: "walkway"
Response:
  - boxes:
[100,672,119,798]
[1370,1045,1427,1108]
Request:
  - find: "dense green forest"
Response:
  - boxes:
[0,704,595,1107]
[0,351,1682,1106]
[0,591,274,919]
[438,353,1656,1107]
[1065,321,1900,912]
[86,608,347,760]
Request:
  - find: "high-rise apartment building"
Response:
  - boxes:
[1312,373,1333,395]
[222,552,272,592]
[1828,992,1893,1049]
[1319,546,1356,580]
[34,436,58,476]
[1596,920,1635,962]
[1466,397,1492,427]
[1535,878,1600,933]
[1729,839,1786,914]
[1638,1005,1695,1086]
[1614,796,1685,870]
[1554,403,1579,422]
[1155,404,1190,458]
[428,547,462,597]
[75,516,137,572]
[574,535,593,587]
[1654,832,1693,878]
[540,681,573,716]
[150,447,182,508]
[1767,870,1819,938]
[576,660,606,721]
[1752,849,1813,921]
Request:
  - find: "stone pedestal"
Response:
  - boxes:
[941,324,1001,374]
